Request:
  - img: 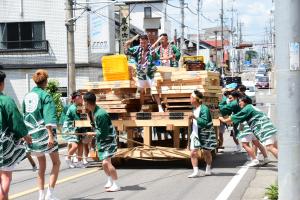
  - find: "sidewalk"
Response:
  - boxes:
[242,155,278,200]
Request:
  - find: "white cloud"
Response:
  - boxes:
[167,0,273,42]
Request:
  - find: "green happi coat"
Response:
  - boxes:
[192,104,217,150]
[93,106,117,161]
[62,104,85,143]
[23,86,58,154]
[219,98,241,116]
[0,93,28,168]
[156,44,181,67]
[219,98,252,139]
[126,45,157,80]
[58,104,70,126]
[205,60,217,71]
[231,104,277,143]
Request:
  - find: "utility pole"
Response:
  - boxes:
[214,31,218,64]
[276,0,300,199]
[265,26,269,62]
[180,0,185,61]
[229,4,236,76]
[236,20,240,73]
[65,0,76,97]
[220,0,224,65]
[196,0,200,56]
[239,22,242,44]
[164,0,167,33]
[174,29,178,46]
[219,0,224,76]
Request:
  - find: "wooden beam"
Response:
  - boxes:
[173,127,180,148]
[75,118,220,128]
[143,127,151,147]
[127,129,134,148]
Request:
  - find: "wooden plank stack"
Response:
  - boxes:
[79,80,141,115]
[152,67,222,113]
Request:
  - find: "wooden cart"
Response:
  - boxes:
[76,68,222,161]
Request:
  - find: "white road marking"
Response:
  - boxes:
[215,165,249,200]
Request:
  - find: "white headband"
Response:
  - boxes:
[192,91,200,100]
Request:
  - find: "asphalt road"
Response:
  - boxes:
[9,74,277,200]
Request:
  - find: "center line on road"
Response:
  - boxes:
[215,165,249,200]
[9,168,100,199]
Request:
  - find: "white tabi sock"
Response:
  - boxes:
[193,167,199,174]
[188,167,199,178]
[104,176,113,188]
[206,165,211,172]
[205,165,212,175]
[106,181,120,192]
[112,181,119,188]
[46,187,54,197]
[38,190,45,200]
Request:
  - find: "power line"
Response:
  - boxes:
[167,2,216,23]
[167,2,181,9]
[186,6,197,15]
[75,2,115,23]
[200,12,217,23]
[74,2,204,33]
[74,2,137,24]
[146,3,199,31]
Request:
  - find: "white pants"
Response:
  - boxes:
[240,134,257,143]
[190,134,200,150]
[263,134,277,146]
[137,79,154,88]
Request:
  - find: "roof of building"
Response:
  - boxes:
[203,40,230,48]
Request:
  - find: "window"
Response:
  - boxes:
[0,21,48,52]
[144,7,152,18]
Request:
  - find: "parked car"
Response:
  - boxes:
[256,76,270,89]
[243,81,257,105]
[222,76,242,86]
[259,63,271,72]
[256,67,267,76]
[255,73,265,82]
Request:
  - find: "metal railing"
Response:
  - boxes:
[0,40,49,52]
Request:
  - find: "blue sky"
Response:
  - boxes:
[166,0,274,44]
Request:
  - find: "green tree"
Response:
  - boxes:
[46,80,63,119]
[245,50,258,61]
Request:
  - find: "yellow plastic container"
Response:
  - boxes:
[102,55,130,81]
[182,55,204,63]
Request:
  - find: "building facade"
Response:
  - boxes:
[125,0,171,43]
